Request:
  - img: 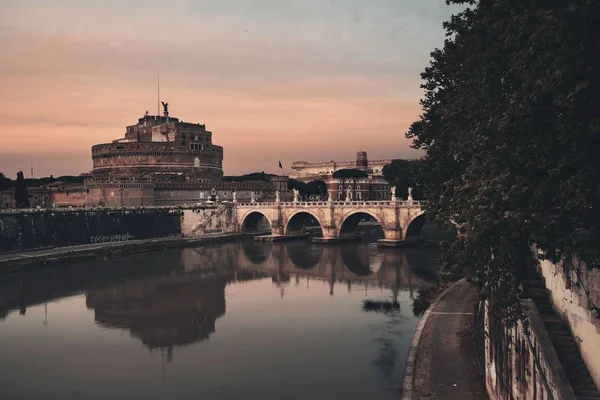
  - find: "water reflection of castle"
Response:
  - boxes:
[87,276,226,349]
[84,241,437,354]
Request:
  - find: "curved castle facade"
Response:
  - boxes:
[92,113,223,182]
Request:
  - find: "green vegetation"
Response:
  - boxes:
[288,179,327,199]
[0,173,86,189]
[0,173,10,191]
[223,172,275,182]
[382,159,424,200]
[14,171,29,208]
[407,0,600,320]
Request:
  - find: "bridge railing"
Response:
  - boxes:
[234,200,426,207]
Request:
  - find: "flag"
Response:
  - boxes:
[278,161,282,169]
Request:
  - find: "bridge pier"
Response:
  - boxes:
[377,229,405,248]
[311,225,358,244]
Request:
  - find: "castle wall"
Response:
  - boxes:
[92,142,223,180]
[153,188,266,206]
[50,191,87,208]
[86,184,155,207]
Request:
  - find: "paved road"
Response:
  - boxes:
[414,279,489,399]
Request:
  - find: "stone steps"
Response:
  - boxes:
[524,273,600,399]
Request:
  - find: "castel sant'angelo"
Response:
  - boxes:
[82,102,286,207]
[28,102,285,208]
[92,103,224,182]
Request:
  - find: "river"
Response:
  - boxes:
[0,237,439,400]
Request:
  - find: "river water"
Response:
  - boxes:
[0,237,439,400]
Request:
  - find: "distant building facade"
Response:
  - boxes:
[290,151,392,181]
[291,151,392,201]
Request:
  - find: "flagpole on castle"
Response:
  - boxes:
[157,74,160,116]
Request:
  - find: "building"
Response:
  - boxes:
[85,105,286,206]
[291,151,392,201]
[92,108,223,182]
[0,187,51,209]
[290,151,392,181]
[0,105,288,208]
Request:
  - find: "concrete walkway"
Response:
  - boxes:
[412,279,488,399]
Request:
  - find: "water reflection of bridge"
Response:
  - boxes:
[238,241,437,298]
[0,240,438,355]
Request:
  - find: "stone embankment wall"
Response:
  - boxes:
[539,255,600,388]
[482,300,577,400]
[0,206,237,253]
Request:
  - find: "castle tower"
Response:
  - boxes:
[356,151,368,171]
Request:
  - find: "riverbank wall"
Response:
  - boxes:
[538,254,600,388]
[481,300,577,400]
[0,205,237,254]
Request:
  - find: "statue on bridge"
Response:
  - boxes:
[390,186,396,202]
[232,190,237,203]
[275,190,280,203]
[407,187,413,204]
[251,191,256,203]
[293,189,299,203]
[345,187,352,202]
[327,188,333,202]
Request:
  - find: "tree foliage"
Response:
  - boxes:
[223,172,275,182]
[0,173,85,190]
[407,0,600,320]
[0,173,10,192]
[382,159,425,200]
[287,179,327,199]
[14,171,29,208]
[305,180,327,197]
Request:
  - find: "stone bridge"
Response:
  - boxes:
[233,198,426,244]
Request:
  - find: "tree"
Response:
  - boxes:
[223,172,276,182]
[14,171,29,208]
[305,180,327,199]
[0,172,11,191]
[407,0,600,320]
[382,159,425,200]
[287,178,307,197]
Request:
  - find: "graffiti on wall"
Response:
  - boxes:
[90,233,135,244]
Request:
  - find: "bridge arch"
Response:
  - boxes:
[403,211,426,242]
[337,210,384,238]
[240,210,272,234]
[284,210,324,236]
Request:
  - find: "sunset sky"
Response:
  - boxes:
[0,0,460,178]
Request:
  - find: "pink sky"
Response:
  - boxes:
[0,0,460,178]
